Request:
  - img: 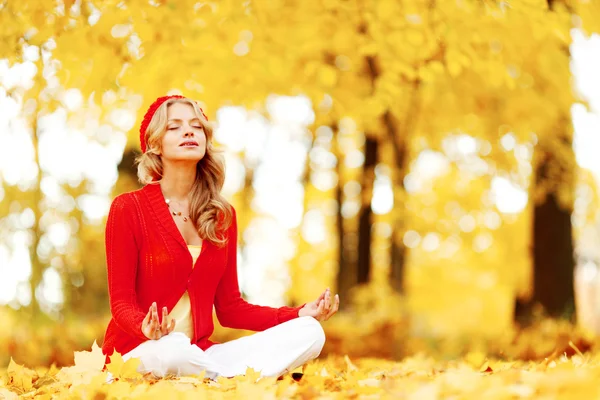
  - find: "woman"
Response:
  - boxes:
[101,95,339,380]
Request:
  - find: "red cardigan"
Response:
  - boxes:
[101,182,303,363]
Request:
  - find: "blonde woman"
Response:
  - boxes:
[101,95,339,380]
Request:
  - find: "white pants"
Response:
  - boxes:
[109,316,325,381]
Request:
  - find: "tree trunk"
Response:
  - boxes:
[532,186,575,317]
[390,228,406,292]
[335,170,355,307]
[27,51,47,318]
[366,54,415,293]
[357,137,378,284]
[515,0,576,323]
[331,122,357,308]
[382,108,411,293]
[117,148,140,180]
[516,121,576,322]
[29,111,43,318]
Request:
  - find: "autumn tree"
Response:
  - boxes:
[0,2,138,318]
[514,0,586,321]
[4,0,600,327]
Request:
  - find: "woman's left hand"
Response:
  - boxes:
[298,288,339,321]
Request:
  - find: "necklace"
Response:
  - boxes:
[165,198,190,222]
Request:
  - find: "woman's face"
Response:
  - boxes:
[160,102,207,162]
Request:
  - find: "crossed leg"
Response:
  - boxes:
[111,316,325,381]
[206,315,326,378]
[121,331,227,380]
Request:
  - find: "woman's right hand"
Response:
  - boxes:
[141,302,176,340]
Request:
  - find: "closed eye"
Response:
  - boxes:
[167,125,202,130]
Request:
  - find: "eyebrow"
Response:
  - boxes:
[167,118,201,123]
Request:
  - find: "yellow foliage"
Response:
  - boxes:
[2,1,600,382]
[6,358,37,394]
[106,352,142,380]
[55,341,108,386]
[74,341,105,371]
[1,328,600,399]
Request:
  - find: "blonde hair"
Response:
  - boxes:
[136,98,232,246]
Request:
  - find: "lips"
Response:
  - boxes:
[179,140,199,147]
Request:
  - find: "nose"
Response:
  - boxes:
[184,130,194,137]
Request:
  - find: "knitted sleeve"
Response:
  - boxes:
[214,207,304,331]
[105,193,148,341]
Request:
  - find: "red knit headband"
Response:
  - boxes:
[139,95,208,153]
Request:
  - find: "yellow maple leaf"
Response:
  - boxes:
[230,366,262,384]
[73,340,105,372]
[56,341,110,386]
[6,358,37,393]
[107,352,141,380]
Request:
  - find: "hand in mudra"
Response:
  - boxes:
[298,288,339,321]
[141,302,176,340]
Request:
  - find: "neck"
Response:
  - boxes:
[159,160,197,202]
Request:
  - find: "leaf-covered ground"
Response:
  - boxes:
[3,340,600,400]
[2,312,598,399]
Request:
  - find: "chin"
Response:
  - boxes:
[180,147,205,156]
[166,153,205,163]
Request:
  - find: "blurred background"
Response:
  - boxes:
[1,0,600,368]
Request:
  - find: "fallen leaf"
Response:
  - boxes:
[107,352,141,380]
[6,358,37,393]
[344,355,358,372]
[73,340,105,372]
